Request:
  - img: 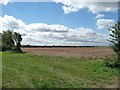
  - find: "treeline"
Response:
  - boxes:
[21,45,106,48]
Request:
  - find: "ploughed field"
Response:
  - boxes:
[22,47,113,58]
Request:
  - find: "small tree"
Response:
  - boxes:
[2,30,22,52]
[107,20,120,67]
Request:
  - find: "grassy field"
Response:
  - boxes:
[2,52,118,88]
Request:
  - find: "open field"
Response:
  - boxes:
[22,47,113,58]
[2,51,118,88]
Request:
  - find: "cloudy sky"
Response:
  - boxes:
[0,0,119,46]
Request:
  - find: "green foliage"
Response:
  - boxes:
[2,44,11,52]
[108,23,120,55]
[107,20,120,67]
[104,55,120,68]
[2,31,14,51]
[2,30,22,52]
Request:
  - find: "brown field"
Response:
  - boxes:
[22,47,114,58]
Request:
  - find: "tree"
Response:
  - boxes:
[108,20,120,67]
[2,30,22,52]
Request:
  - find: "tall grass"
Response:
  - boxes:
[2,52,118,88]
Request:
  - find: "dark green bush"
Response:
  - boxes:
[2,44,11,52]
[104,54,120,68]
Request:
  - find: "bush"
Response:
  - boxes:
[2,45,11,52]
[104,54,120,68]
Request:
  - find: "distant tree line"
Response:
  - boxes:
[21,45,98,48]
[2,30,22,52]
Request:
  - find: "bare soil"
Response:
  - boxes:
[22,47,114,58]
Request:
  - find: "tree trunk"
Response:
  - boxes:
[16,42,22,52]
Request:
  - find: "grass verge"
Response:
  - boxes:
[2,52,118,88]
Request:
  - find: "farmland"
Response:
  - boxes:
[2,47,119,88]
[22,47,113,58]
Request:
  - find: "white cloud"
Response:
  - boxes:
[66,28,107,44]
[0,0,9,5]
[0,15,26,31]
[97,19,115,29]
[53,0,118,18]
[0,15,108,46]
[96,13,104,19]
[27,23,68,32]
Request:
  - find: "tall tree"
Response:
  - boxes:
[108,20,120,64]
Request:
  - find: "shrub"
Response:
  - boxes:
[104,54,120,68]
[2,44,11,52]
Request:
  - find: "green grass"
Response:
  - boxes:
[2,52,118,88]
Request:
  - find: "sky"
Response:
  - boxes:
[0,0,119,46]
